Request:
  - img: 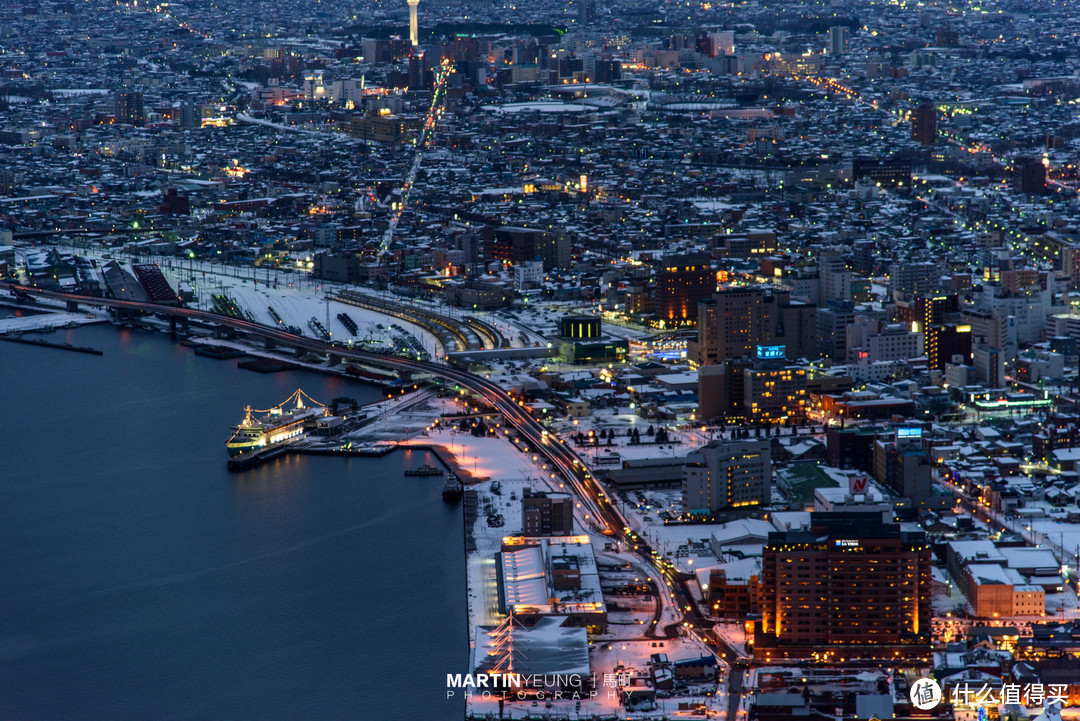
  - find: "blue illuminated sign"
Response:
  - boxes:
[897,427,923,439]
[756,345,786,360]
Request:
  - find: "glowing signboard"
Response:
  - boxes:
[897,427,923,439]
[755,345,786,360]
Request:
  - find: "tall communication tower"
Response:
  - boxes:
[407,0,420,46]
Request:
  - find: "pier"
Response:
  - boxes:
[404,464,443,476]
[402,443,483,483]
[193,345,248,360]
[237,357,299,373]
[0,335,103,355]
[224,439,483,479]
[226,439,397,471]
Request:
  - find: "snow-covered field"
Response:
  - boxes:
[155,259,446,357]
[0,310,103,333]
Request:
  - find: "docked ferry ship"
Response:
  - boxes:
[225,389,328,457]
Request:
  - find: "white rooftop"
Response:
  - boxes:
[501,544,549,607]
[473,616,590,679]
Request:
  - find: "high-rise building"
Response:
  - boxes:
[115,90,145,127]
[755,512,932,662]
[408,52,433,89]
[689,286,816,365]
[817,299,856,361]
[578,0,596,24]
[691,289,765,364]
[828,25,849,56]
[776,299,819,360]
[363,38,413,64]
[963,304,1010,345]
[697,358,753,423]
[712,30,735,56]
[682,438,771,515]
[742,363,808,423]
[535,232,571,271]
[936,28,959,47]
[895,293,956,330]
[178,102,198,129]
[697,364,730,421]
[818,248,851,304]
[846,316,924,363]
[594,59,621,84]
[934,323,973,371]
[522,488,575,535]
[0,169,16,194]
[1014,157,1047,195]
[696,31,716,57]
[656,254,714,326]
[889,261,938,298]
[707,569,760,619]
[852,241,876,275]
[558,56,584,79]
[911,101,936,145]
[973,345,1005,387]
[440,37,480,62]
[696,30,735,57]
[872,428,932,501]
[490,226,570,270]
[894,293,962,371]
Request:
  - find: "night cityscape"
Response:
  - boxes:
[4,0,1080,719]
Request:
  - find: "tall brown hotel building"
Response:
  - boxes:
[656,254,714,325]
[754,513,932,663]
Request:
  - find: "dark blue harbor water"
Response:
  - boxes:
[0,324,466,720]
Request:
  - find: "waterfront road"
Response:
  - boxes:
[2,283,739,665]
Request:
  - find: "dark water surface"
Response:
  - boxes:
[0,324,466,720]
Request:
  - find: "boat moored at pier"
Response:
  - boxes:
[226,389,328,458]
[442,473,463,502]
[405,464,444,476]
